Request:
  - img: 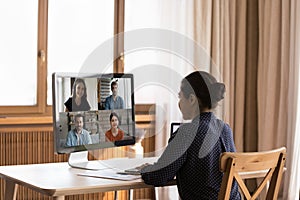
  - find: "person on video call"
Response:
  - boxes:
[65,114,92,147]
[64,78,91,112]
[140,71,241,200]
[104,81,124,110]
[105,112,124,142]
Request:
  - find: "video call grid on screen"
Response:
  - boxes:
[52,72,136,154]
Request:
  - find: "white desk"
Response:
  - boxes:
[0,157,274,200]
[0,157,175,200]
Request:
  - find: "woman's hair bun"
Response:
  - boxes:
[210,82,225,102]
[182,71,226,109]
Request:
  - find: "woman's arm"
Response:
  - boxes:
[141,120,199,186]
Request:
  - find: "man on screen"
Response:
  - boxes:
[105,81,124,110]
[65,114,92,147]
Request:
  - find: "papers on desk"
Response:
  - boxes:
[101,157,158,170]
[77,157,159,181]
[77,169,141,181]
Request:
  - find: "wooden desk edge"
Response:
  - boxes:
[51,179,177,196]
[0,173,57,197]
[0,171,177,197]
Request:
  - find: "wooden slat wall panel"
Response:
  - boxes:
[134,104,156,199]
[0,104,156,200]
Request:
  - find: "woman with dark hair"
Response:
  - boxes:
[64,78,91,112]
[105,112,124,142]
[140,71,241,200]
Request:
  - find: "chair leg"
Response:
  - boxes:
[114,191,118,200]
[128,189,133,200]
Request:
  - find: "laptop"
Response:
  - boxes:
[170,122,181,135]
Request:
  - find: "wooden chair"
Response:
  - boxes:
[218,147,286,200]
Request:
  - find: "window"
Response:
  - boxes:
[47,0,114,105]
[0,0,120,116]
[0,0,38,106]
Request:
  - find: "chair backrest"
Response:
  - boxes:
[218,147,286,200]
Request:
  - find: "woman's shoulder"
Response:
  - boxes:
[215,119,232,133]
[118,129,125,135]
[105,129,112,135]
[64,97,72,105]
[82,97,91,105]
[80,98,91,110]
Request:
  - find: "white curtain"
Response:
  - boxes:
[154,1,210,199]
[284,0,300,199]
[124,1,210,199]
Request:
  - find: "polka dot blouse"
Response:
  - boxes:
[141,112,241,200]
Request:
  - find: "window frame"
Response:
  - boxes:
[0,0,124,117]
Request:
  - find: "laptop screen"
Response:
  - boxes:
[170,122,181,135]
